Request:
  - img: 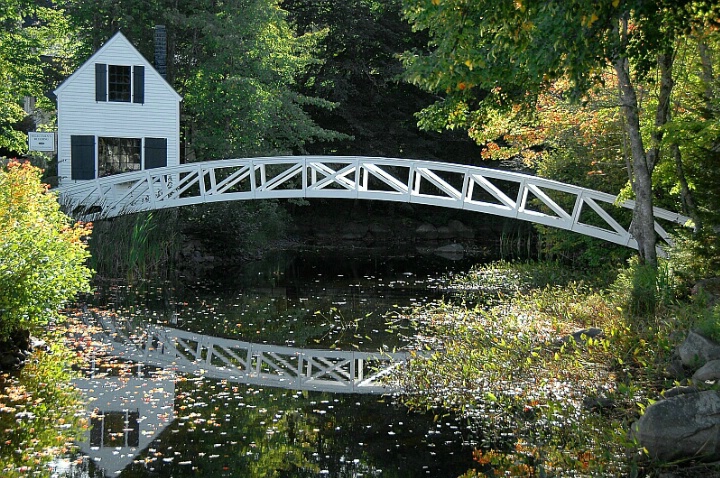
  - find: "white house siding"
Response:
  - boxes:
[56,34,181,187]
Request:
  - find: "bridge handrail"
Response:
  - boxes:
[57,155,691,251]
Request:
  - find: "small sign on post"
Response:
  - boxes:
[28,132,56,152]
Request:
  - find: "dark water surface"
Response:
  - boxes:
[72,247,486,477]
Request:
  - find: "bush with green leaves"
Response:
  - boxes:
[0,161,93,341]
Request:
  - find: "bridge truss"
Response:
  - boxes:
[87,311,406,394]
[58,156,689,249]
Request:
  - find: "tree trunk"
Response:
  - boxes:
[614,56,658,266]
[613,46,675,266]
[671,142,701,232]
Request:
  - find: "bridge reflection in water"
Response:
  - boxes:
[86,311,407,394]
[73,311,408,476]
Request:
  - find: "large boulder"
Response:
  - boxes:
[632,390,720,462]
[0,329,33,372]
[678,331,720,368]
[435,243,465,260]
[436,226,454,240]
[693,359,720,382]
[340,222,368,241]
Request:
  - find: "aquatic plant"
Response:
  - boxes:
[89,210,182,280]
[389,259,692,476]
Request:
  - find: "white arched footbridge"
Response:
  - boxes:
[58,156,689,250]
[84,311,406,394]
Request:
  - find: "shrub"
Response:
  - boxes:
[610,257,680,317]
[0,161,93,341]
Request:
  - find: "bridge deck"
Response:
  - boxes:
[57,155,690,250]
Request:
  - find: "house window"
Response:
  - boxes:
[108,65,131,102]
[98,137,141,177]
[95,63,145,103]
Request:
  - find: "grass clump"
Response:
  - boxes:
[389,259,700,477]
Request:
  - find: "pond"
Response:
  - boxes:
[66,247,489,477]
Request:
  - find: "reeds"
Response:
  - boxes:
[89,209,182,280]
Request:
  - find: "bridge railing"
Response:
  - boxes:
[57,156,690,250]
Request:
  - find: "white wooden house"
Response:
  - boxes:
[54,32,182,187]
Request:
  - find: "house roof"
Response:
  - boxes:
[54,31,182,102]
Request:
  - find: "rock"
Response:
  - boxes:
[435,243,464,260]
[694,359,720,382]
[663,385,699,399]
[664,359,687,381]
[0,352,21,370]
[367,223,390,235]
[632,390,720,462]
[582,394,614,411]
[415,223,438,241]
[448,220,474,240]
[692,278,720,306]
[0,329,33,372]
[341,222,368,240]
[561,328,604,345]
[29,336,47,351]
[678,331,720,368]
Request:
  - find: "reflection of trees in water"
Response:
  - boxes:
[120,378,474,478]
[0,345,86,477]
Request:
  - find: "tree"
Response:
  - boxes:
[0,160,92,341]
[0,0,74,155]
[61,0,346,159]
[283,0,483,161]
[400,0,720,266]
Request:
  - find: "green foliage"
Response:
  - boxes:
[531,106,633,267]
[610,257,680,318]
[176,0,347,158]
[284,0,480,160]
[400,0,716,135]
[668,232,720,287]
[183,200,290,258]
[389,260,691,476]
[0,0,74,153]
[62,0,347,159]
[0,338,86,477]
[88,210,182,280]
[693,305,720,343]
[0,161,92,340]
[400,0,719,267]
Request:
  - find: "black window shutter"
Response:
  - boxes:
[71,135,96,180]
[133,65,145,104]
[95,63,106,102]
[144,138,167,169]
